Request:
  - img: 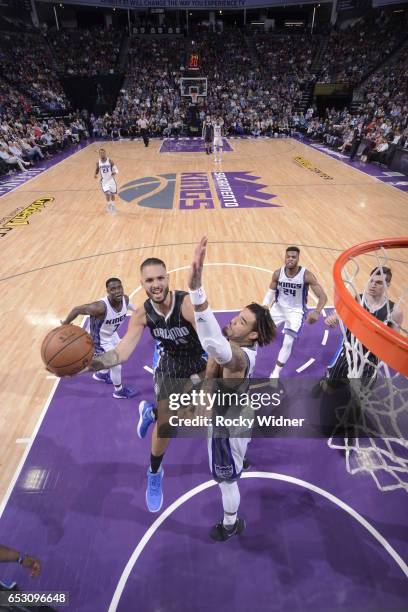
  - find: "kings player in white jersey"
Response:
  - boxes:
[188,237,276,540]
[263,246,327,380]
[61,278,137,399]
[94,148,118,213]
[213,118,223,163]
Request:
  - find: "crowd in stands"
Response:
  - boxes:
[1,12,408,177]
[111,29,314,137]
[194,30,263,132]
[113,36,185,135]
[318,11,408,85]
[358,41,408,129]
[255,32,319,84]
[0,32,68,111]
[307,38,408,164]
[0,80,33,119]
[0,103,89,175]
[48,28,122,76]
[298,106,407,160]
[304,34,408,163]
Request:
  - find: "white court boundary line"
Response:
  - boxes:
[108,471,408,612]
[300,139,408,198]
[0,316,91,519]
[0,377,60,518]
[296,358,315,373]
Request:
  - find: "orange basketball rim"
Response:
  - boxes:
[333,237,408,377]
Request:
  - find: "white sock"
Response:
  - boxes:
[271,364,283,378]
[110,364,122,387]
[219,481,240,527]
[223,512,237,528]
[277,333,295,364]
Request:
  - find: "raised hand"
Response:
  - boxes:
[188,236,208,290]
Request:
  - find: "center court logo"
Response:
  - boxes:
[118,172,280,210]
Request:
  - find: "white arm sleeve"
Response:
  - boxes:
[194,306,232,365]
[263,288,276,306]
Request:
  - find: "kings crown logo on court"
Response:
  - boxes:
[118,172,280,210]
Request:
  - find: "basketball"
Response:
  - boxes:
[41,325,94,376]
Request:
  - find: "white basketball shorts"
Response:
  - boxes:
[270,303,305,338]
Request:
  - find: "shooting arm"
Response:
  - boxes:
[91,308,146,370]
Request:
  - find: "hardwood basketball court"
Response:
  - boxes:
[1,135,407,500]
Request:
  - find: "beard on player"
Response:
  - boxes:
[148,285,170,304]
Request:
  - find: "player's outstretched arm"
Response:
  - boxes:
[305,271,327,324]
[61,301,105,325]
[0,545,41,577]
[262,269,279,308]
[94,162,99,178]
[187,237,246,374]
[90,307,146,370]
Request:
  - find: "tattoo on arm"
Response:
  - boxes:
[224,343,247,375]
[193,300,209,312]
[91,349,121,371]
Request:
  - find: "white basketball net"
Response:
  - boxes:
[328,247,408,492]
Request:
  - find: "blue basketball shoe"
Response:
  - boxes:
[137,400,155,439]
[113,386,138,399]
[93,371,112,384]
[146,468,164,512]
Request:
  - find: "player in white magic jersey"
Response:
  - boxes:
[61,278,137,399]
[94,148,118,213]
[263,246,327,380]
[213,118,223,163]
